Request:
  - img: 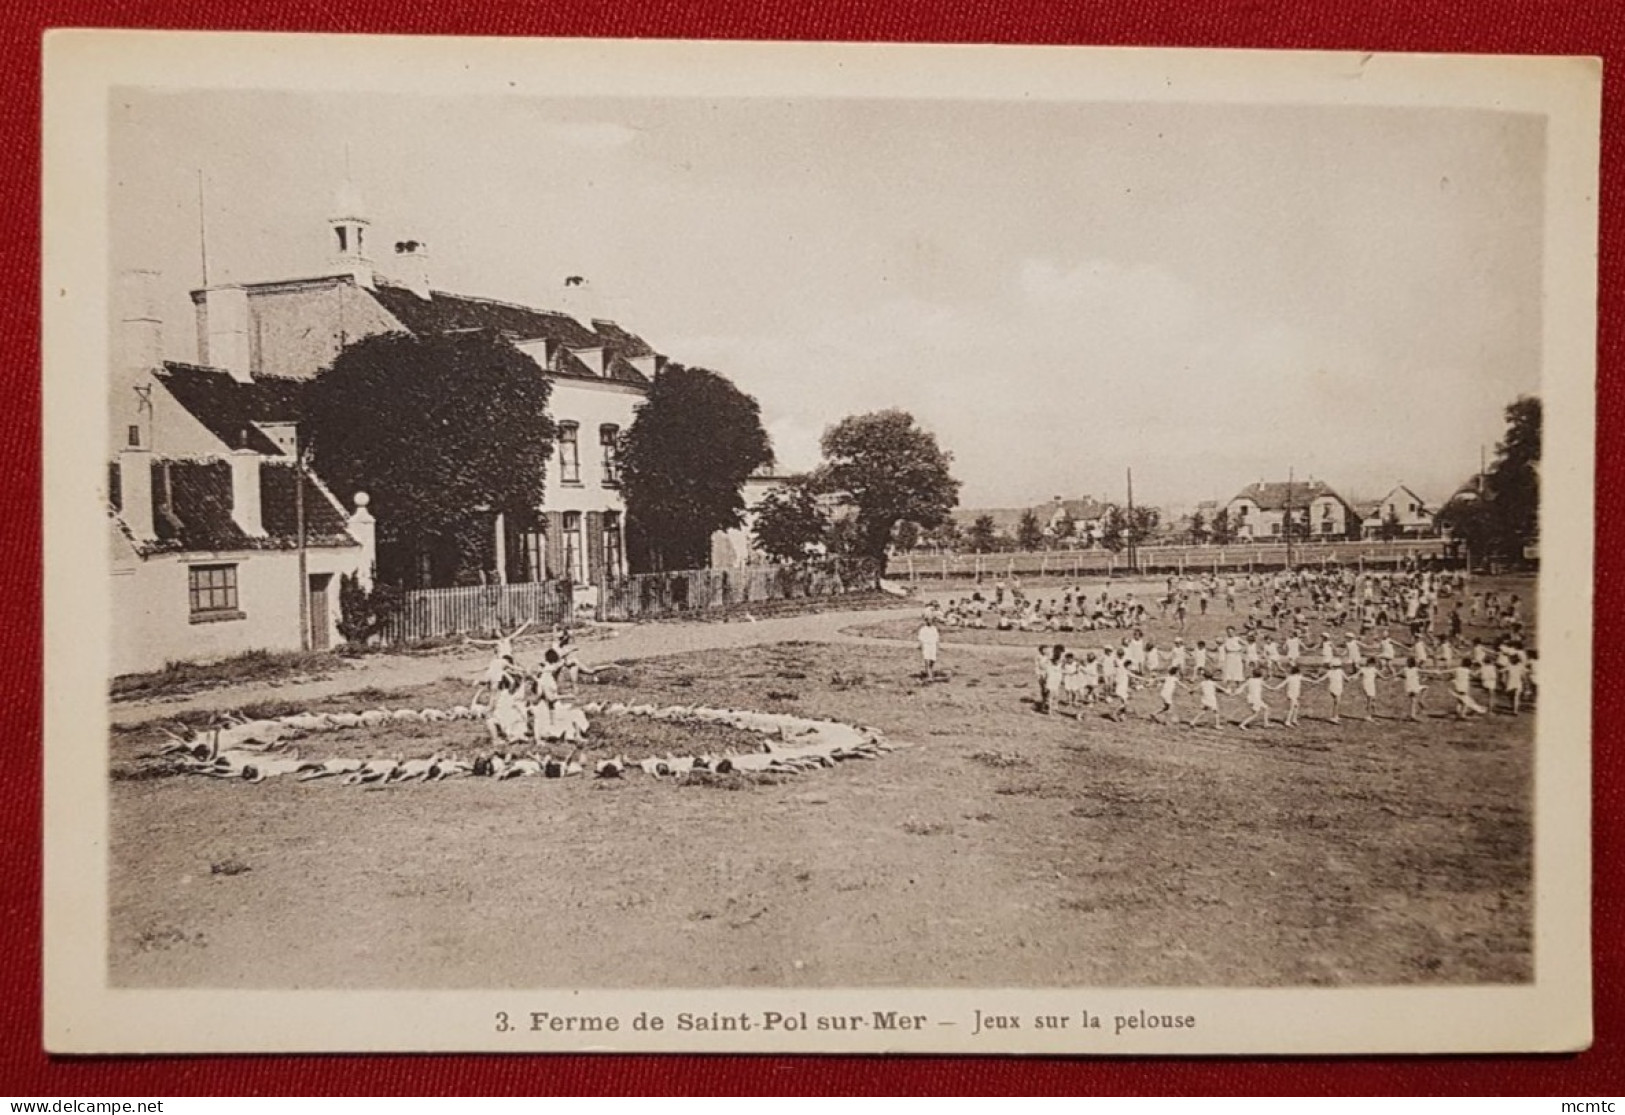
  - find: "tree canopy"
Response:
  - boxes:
[1438,395,1541,565]
[1016,509,1045,552]
[303,330,554,585]
[750,477,830,564]
[964,514,999,554]
[620,363,774,572]
[813,409,961,565]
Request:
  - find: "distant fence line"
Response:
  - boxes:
[893,539,1459,582]
[597,557,881,623]
[375,558,882,642]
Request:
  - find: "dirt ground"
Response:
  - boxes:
[109,586,1534,989]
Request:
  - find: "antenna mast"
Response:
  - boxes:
[196,169,210,287]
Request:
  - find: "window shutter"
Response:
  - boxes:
[544,512,565,581]
[586,511,606,586]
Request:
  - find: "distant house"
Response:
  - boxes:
[1361,484,1436,539]
[1033,495,1114,546]
[108,286,374,676]
[1225,479,1354,540]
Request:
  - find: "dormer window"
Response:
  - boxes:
[335,226,348,253]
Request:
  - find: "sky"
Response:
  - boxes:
[109,89,1545,513]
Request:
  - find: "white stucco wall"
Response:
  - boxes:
[109,542,364,677]
[539,377,643,514]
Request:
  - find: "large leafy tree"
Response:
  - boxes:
[1099,506,1126,552]
[1127,506,1161,548]
[304,331,554,586]
[964,515,998,554]
[1210,507,1235,546]
[750,477,830,564]
[813,409,961,566]
[620,363,773,572]
[1488,395,1541,556]
[1016,509,1045,552]
[1188,509,1209,546]
[1439,395,1541,565]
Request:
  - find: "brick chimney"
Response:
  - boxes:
[229,446,265,536]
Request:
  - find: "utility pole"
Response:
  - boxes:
[196,169,210,287]
[296,424,310,652]
[1285,465,1295,571]
[1125,467,1136,574]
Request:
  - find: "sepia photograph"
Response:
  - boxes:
[42,33,1598,1055]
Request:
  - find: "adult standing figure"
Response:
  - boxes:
[1221,625,1247,687]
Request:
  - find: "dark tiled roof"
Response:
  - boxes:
[591,319,655,358]
[603,351,652,386]
[150,459,247,551]
[260,461,357,545]
[124,458,356,556]
[366,282,654,387]
[1229,480,1346,512]
[367,281,604,349]
[155,363,307,455]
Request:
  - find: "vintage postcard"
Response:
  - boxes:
[42,32,1599,1054]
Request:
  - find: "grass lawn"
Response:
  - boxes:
[109,630,1532,990]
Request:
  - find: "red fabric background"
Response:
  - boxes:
[4,0,1620,1096]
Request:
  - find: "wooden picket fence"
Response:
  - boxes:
[596,558,881,622]
[379,580,576,644]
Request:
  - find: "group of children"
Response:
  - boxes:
[1031,637,1536,729]
[469,622,598,746]
[934,587,1152,634]
[916,563,1537,731]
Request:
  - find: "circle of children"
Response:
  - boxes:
[920,569,1534,730]
[150,620,901,785]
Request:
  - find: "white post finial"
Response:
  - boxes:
[348,492,377,590]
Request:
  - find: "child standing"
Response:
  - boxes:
[1190,669,1224,730]
[1271,664,1305,728]
[1401,656,1427,721]
[917,615,941,681]
[1236,666,1273,730]
[1319,657,1349,724]
[1358,659,1381,721]
[1446,657,1486,717]
[1150,666,1183,725]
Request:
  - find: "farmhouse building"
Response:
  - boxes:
[108,272,374,676]
[1224,479,1354,540]
[1034,495,1113,546]
[1360,484,1437,539]
[181,185,663,596]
